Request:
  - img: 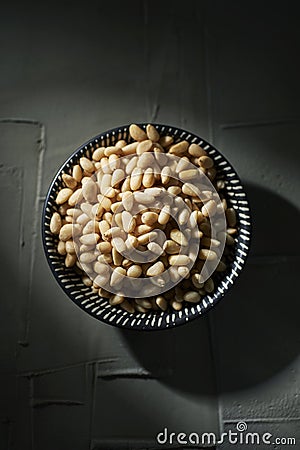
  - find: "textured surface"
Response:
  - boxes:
[0,1,299,449]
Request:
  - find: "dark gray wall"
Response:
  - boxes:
[0,1,299,449]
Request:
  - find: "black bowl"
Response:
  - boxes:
[42,123,251,330]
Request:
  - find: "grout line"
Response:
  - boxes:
[220,117,300,130]
[224,418,300,424]
[19,121,46,346]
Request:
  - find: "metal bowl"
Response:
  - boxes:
[42,123,251,330]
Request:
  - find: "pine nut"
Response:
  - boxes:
[127,265,142,277]
[104,146,122,157]
[130,167,143,191]
[148,242,163,256]
[122,191,134,211]
[188,143,207,157]
[198,249,217,261]
[141,211,158,225]
[112,247,123,266]
[59,224,74,241]
[62,174,77,189]
[65,240,77,254]
[109,294,125,305]
[97,241,112,254]
[122,142,139,155]
[156,295,168,311]
[192,273,204,289]
[136,139,153,155]
[179,169,198,181]
[161,166,171,184]
[146,261,165,276]
[226,208,237,227]
[79,233,100,246]
[169,255,190,266]
[56,188,73,205]
[111,237,126,253]
[80,252,97,263]
[146,124,160,142]
[137,152,154,168]
[68,188,83,206]
[50,212,62,234]
[129,124,147,141]
[159,135,174,147]
[80,157,94,173]
[169,140,189,155]
[182,183,198,197]
[110,267,126,286]
[65,253,76,268]
[170,229,188,246]
[57,240,66,255]
[82,179,97,202]
[204,278,214,293]
[184,291,201,303]
[199,155,214,169]
[202,200,217,217]
[142,168,155,188]
[92,147,105,161]
[171,300,182,311]
[121,300,135,313]
[72,165,82,182]
[122,211,136,233]
[158,205,170,225]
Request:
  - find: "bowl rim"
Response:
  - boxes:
[42,123,252,331]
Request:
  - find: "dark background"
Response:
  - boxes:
[0,1,299,449]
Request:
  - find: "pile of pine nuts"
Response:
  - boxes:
[49,124,237,313]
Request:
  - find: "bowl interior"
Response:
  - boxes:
[42,123,251,330]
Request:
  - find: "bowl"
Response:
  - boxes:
[42,123,251,330]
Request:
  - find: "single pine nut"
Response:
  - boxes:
[188,143,207,157]
[169,255,190,266]
[161,166,171,184]
[82,275,93,287]
[72,165,82,182]
[146,124,160,141]
[65,253,76,268]
[122,191,134,211]
[115,140,127,149]
[59,224,74,241]
[192,273,204,289]
[127,265,142,277]
[92,147,105,161]
[198,249,217,261]
[202,200,217,217]
[170,229,188,246]
[179,169,198,181]
[163,240,180,254]
[171,300,182,311]
[148,242,163,256]
[50,212,62,234]
[97,241,112,254]
[122,211,136,233]
[182,183,198,197]
[141,211,158,225]
[136,139,153,155]
[62,174,77,189]
[111,237,126,253]
[125,234,139,250]
[184,291,201,303]
[135,224,153,236]
[56,188,73,205]
[137,231,156,245]
[110,267,126,286]
[159,135,173,147]
[104,146,122,157]
[146,261,165,277]
[143,168,155,188]
[110,294,125,306]
[130,167,143,190]
[125,156,138,175]
[178,208,189,225]
[112,247,123,265]
[80,157,94,173]
[99,220,110,237]
[201,237,221,248]
[137,152,155,168]
[68,188,83,206]
[133,191,155,204]
[129,124,147,141]
[169,140,189,155]
[79,233,100,246]
[204,278,214,293]
[65,240,77,254]
[199,155,214,169]
[135,298,152,309]
[57,240,66,255]
[226,208,237,227]
[80,252,97,263]
[122,142,139,155]
[167,186,181,196]
[156,296,168,311]
[158,205,170,225]
[111,168,125,187]
[82,179,97,202]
